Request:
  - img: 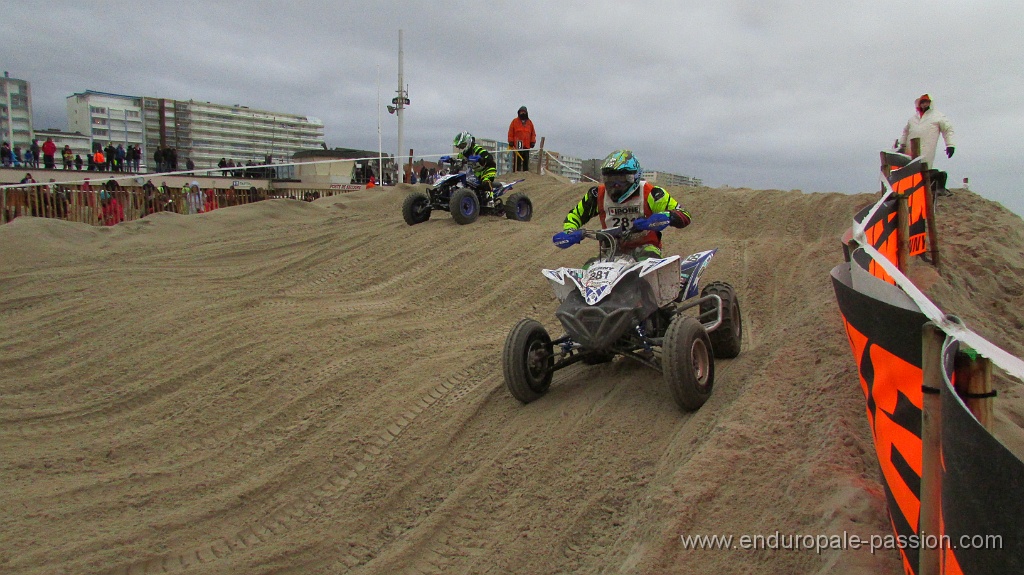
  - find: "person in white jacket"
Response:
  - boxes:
[896,94,956,196]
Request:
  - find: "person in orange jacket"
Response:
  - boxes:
[507,106,536,172]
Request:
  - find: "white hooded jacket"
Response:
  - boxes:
[898,96,956,167]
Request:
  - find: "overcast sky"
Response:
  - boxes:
[5,1,1023,215]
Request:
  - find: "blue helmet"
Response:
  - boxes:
[601,149,643,202]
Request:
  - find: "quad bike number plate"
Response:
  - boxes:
[581,262,624,304]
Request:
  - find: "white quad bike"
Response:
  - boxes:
[502,221,742,412]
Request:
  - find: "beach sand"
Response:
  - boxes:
[1,174,1021,574]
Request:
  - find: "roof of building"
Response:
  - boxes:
[69,89,140,100]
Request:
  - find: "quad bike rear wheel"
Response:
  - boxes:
[503,319,553,403]
[450,188,480,225]
[663,316,715,411]
[402,192,431,226]
[700,281,742,358]
[503,192,533,221]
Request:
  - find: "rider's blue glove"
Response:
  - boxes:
[468,154,481,163]
[553,229,583,248]
[633,212,671,232]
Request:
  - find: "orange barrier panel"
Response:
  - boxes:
[833,264,926,573]
[853,158,930,284]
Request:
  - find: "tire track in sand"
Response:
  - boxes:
[111,361,491,575]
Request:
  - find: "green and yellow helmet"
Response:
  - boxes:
[601,149,643,202]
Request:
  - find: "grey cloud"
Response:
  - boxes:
[4,0,1023,214]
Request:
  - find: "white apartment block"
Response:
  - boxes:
[67,91,145,155]
[1,72,34,150]
[141,98,325,170]
[66,90,325,172]
[642,170,703,187]
[560,154,584,182]
[540,151,583,182]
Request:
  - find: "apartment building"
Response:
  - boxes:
[67,90,146,156]
[141,98,325,170]
[66,90,324,172]
[1,72,34,150]
[540,150,583,182]
[642,170,703,187]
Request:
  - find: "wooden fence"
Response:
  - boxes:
[1,184,362,226]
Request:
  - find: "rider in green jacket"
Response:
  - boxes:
[558,149,690,260]
[453,131,498,198]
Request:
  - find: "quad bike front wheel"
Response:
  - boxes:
[402,192,432,226]
[503,192,533,221]
[663,316,715,411]
[503,319,554,403]
[450,188,480,225]
[700,281,742,358]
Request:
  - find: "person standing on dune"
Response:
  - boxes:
[896,93,956,197]
[508,106,536,173]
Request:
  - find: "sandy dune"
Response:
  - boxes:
[2,174,1021,574]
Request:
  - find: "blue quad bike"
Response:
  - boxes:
[402,156,532,225]
[502,218,742,412]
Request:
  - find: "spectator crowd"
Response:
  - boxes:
[1,175,273,226]
[1,140,275,180]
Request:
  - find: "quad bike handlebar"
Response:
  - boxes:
[438,155,464,166]
[552,213,671,250]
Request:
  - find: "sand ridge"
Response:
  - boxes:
[1,173,1021,574]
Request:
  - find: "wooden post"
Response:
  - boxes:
[1,184,7,224]
[919,322,945,575]
[536,137,545,175]
[921,168,941,268]
[954,350,994,430]
[879,151,892,197]
[896,191,910,273]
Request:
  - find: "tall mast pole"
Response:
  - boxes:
[396,29,406,184]
[377,64,382,184]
